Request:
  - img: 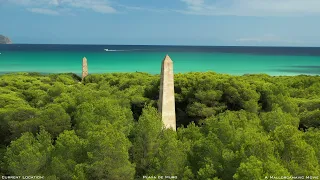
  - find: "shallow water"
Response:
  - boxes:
[0,44,319,75]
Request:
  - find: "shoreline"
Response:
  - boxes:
[0,71,319,77]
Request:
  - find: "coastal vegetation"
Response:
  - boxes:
[0,35,12,44]
[0,72,319,179]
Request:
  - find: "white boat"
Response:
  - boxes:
[104,48,125,52]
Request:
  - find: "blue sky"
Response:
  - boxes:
[0,0,320,46]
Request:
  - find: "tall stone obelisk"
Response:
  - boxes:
[159,55,176,131]
[82,57,88,81]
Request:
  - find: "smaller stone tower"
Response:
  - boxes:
[159,54,176,131]
[82,57,88,81]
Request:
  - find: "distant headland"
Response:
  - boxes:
[0,35,12,44]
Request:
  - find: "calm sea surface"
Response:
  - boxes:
[0,44,320,75]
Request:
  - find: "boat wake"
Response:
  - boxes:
[104,49,126,52]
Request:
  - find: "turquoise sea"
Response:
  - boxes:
[0,45,320,76]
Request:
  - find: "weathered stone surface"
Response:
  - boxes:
[82,57,88,80]
[159,54,176,131]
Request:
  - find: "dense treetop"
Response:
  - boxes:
[0,72,319,179]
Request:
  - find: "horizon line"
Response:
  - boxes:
[2,43,320,48]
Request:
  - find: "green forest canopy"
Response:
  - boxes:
[0,72,319,179]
